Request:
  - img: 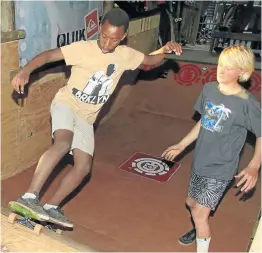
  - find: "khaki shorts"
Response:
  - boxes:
[50,101,94,156]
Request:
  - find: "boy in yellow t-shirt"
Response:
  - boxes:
[11,8,182,227]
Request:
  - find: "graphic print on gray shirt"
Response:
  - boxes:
[193,82,261,180]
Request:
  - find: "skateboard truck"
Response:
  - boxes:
[8,212,44,235]
[16,216,35,229]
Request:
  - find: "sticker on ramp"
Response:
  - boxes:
[119,152,181,182]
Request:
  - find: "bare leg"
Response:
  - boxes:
[46,148,92,206]
[27,130,73,193]
[185,196,197,226]
[191,203,211,239]
[186,196,197,212]
[179,197,209,247]
[191,202,211,252]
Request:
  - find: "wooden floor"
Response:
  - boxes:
[249,217,262,252]
[1,209,95,252]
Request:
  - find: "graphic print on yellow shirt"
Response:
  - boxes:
[53,40,144,124]
[72,63,116,105]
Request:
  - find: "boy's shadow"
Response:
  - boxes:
[11,61,70,105]
[40,150,93,208]
[94,58,180,130]
[137,58,180,81]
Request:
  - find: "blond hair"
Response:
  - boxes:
[218,45,255,81]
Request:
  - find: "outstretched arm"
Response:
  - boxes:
[12,48,64,94]
[248,137,262,170]
[140,41,182,67]
[162,120,201,161]
[235,137,261,192]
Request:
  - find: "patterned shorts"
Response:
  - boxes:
[188,171,231,211]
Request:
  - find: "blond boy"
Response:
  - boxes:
[162,45,261,252]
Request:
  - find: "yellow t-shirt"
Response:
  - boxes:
[53,40,145,124]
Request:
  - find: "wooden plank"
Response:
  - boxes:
[19,78,64,114]
[19,77,64,117]
[18,127,52,173]
[180,4,200,45]
[128,29,159,54]
[249,218,262,252]
[128,19,141,37]
[1,34,68,179]
[1,41,19,74]
[128,14,160,37]
[17,78,65,172]
[1,110,19,180]
[1,210,95,252]
[1,73,66,179]
[150,14,160,29]
[18,106,51,142]
[1,81,20,113]
[1,30,26,43]
[1,1,15,32]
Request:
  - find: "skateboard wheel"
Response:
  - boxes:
[34,224,43,235]
[8,213,18,224]
[56,229,63,235]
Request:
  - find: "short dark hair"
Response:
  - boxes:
[101,8,129,32]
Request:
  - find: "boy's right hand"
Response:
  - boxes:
[11,69,30,94]
[161,144,185,161]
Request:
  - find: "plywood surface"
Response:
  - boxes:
[1,110,19,178]
[1,210,95,252]
[249,217,262,252]
[1,76,66,180]
[1,41,19,75]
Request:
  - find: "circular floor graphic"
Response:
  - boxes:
[131,158,170,176]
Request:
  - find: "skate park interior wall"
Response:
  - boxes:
[1,40,67,180]
[1,10,160,180]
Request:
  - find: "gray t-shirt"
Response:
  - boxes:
[193,82,261,181]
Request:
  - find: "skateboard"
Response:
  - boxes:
[8,201,65,235]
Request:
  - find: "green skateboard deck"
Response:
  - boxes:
[8,201,64,235]
[9,201,46,221]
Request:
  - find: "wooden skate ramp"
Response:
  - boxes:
[3,4,260,250]
[2,73,261,252]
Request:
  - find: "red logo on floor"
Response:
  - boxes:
[119,152,181,182]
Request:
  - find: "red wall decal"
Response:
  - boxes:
[250,72,261,92]
[201,67,217,85]
[143,61,261,100]
[173,64,202,86]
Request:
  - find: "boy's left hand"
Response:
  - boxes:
[235,166,259,193]
[162,41,182,56]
